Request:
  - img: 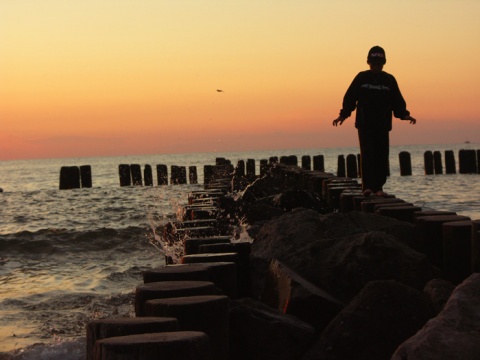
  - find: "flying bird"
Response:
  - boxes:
[216,89,224,93]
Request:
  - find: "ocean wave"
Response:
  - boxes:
[0,286,137,355]
[0,338,86,360]
[0,226,153,255]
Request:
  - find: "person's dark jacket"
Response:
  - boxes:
[339,70,410,131]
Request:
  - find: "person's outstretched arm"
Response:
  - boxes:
[333,73,361,127]
[332,116,346,126]
[401,115,417,124]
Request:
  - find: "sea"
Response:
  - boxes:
[0,143,479,359]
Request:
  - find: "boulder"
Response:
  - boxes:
[392,273,480,360]
[272,188,326,213]
[251,209,438,301]
[229,297,315,360]
[262,259,344,332]
[232,173,330,224]
[423,278,456,316]
[303,280,430,360]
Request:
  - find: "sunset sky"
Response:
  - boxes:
[1,1,479,160]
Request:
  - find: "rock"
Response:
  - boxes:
[229,297,315,360]
[240,176,282,203]
[303,280,430,360]
[272,188,326,213]
[251,209,438,301]
[423,278,456,315]
[392,273,480,360]
[232,173,330,224]
[242,201,286,223]
[262,259,344,332]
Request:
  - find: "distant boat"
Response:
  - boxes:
[465,140,470,144]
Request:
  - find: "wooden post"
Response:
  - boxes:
[445,150,456,174]
[130,164,143,186]
[279,156,289,165]
[301,155,311,170]
[119,164,131,187]
[188,166,198,184]
[399,151,412,176]
[216,157,231,166]
[143,264,212,283]
[59,166,81,190]
[414,215,471,270]
[171,165,187,185]
[433,151,443,174]
[156,164,168,185]
[288,155,298,166]
[477,149,480,174]
[236,160,245,177]
[135,281,216,317]
[93,332,211,360]
[443,220,473,284]
[87,317,179,360]
[260,159,268,176]
[337,155,346,177]
[246,159,255,179]
[144,295,230,360]
[313,155,325,172]
[472,220,480,273]
[144,165,153,186]
[204,165,214,186]
[80,165,92,188]
[346,154,358,178]
[459,149,477,173]
[424,151,434,175]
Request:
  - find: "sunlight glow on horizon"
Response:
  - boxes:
[1,0,479,160]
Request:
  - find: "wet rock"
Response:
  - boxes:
[232,173,329,224]
[423,278,456,315]
[251,208,438,301]
[272,188,325,213]
[262,259,344,332]
[229,297,315,360]
[393,273,480,360]
[303,280,430,360]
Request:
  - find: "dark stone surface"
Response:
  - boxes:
[229,297,315,360]
[262,259,344,332]
[303,280,430,360]
[423,278,456,315]
[393,273,480,360]
[251,209,438,302]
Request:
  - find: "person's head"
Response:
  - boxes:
[367,46,386,72]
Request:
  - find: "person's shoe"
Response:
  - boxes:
[363,189,372,196]
[376,190,388,197]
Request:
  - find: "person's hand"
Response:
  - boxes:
[402,115,416,124]
[332,117,345,126]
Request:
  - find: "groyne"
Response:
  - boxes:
[86,159,480,359]
[57,148,480,189]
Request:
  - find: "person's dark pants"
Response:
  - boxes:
[358,127,390,192]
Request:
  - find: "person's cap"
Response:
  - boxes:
[367,46,386,65]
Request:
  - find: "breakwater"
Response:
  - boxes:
[58,148,480,189]
[86,159,480,359]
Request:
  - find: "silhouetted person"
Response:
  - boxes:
[332,46,416,196]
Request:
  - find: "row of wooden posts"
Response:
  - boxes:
[58,149,479,189]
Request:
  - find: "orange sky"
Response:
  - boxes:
[1,1,479,160]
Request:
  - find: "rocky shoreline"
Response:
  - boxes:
[89,160,480,359]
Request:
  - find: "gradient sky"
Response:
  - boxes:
[1,1,479,160]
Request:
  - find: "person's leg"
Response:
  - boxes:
[372,129,390,194]
[358,129,375,193]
